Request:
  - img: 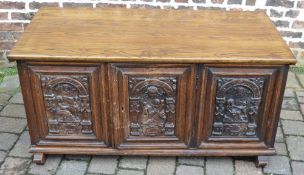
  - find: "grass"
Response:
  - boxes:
[290,65,304,74]
[0,66,18,83]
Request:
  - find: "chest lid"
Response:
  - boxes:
[8,7,296,64]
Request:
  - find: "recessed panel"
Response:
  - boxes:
[27,63,108,147]
[40,74,94,136]
[110,64,196,149]
[128,77,177,137]
[211,77,264,138]
[196,65,282,149]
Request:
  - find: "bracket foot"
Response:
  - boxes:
[255,156,268,167]
[33,153,46,165]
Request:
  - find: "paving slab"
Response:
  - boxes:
[119,156,147,170]
[0,157,30,175]
[286,72,301,88]
[0,133,18,151]
[9,92,23,104]
[296,73,304,88]
[291,161,304,175]
[0,117,27,133]
[0,151,6,163]
[0,104,26,118]
[0,93,11,106]
[206,157,233,175]
[117,169,144,175]
[282,98,299,110]
[282,120,304,135]
[9,131,31,158]
[264,156,291,175]
[235,160,262,175]
[176,165,204,175]
[274,142,288,156]
[286,136,304,161]
[29,155,62,175]
[0,75,20,94]
[147,157,176,175]
[280,110,303,121]
[178,157,204,166]
[284,88,295,97]
[296,90,304,103]
[56,160,88,175]
[88,156,118,174]
[300,103,304,114]
[275,126,284,142]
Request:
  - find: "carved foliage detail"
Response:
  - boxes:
[212,78,264,137]
[128,77,177,137]
[41,74,93,135]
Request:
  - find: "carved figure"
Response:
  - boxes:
[129,77,176,137]
[212,78,264,137]
[41,75,93,135]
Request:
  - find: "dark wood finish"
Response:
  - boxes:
[33,153,46,165]
[195,65,285,149]
[255,156,268,167]
[30,145,275,156]
[8,8,296,166]
[109,64,196,149]
[20,62,109,147]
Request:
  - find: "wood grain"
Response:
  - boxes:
[30,145,276,156]
[109,63,196,149]
[195,64,287,150]
[8,8,296,64]
[22,62,109,147]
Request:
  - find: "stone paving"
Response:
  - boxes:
[0,72,304,175]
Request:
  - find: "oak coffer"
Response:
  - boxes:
[8,7,296,166]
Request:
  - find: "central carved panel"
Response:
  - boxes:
[211,78,264,137]
[40,74,93,136]
[128,77,177,137]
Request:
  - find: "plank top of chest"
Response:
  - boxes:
[8,7,296,65]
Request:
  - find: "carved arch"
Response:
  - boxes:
[41,75,93,135]
[130,79,175,96]
[217,79,261,99]
[46,77,88,95]
[212,78,264,137]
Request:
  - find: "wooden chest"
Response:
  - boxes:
[8,7,296,166]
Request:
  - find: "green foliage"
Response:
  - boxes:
[290,66,304,74]
[0,66,18,83]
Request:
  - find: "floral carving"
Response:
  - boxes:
[128,77,177,137]
[212,78,264,137]
[40,75,93,135]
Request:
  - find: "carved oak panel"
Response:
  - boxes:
[128,77,177,137]
[41,74,93,136]
[27,64,108,146]
[110,64,195,149]
[197,66,280,149]
[212,78,264,137]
